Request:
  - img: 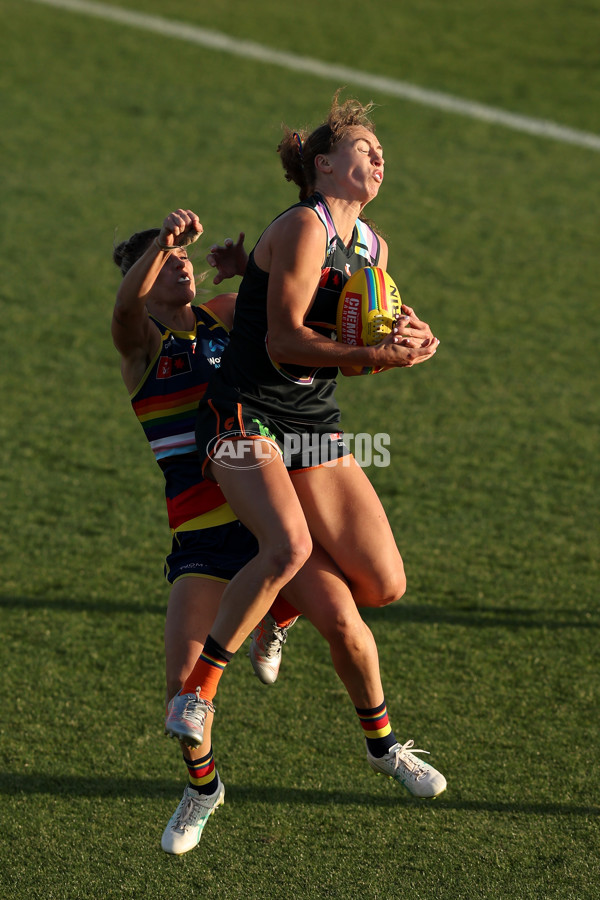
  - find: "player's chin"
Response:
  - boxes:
[356,181,380,202]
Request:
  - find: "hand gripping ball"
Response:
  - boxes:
[336,266,402,374]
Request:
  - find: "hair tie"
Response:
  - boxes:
[293,131,304,161]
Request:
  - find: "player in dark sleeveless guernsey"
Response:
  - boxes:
[112,207,443,862]
[221,192,381,422]
[173,94,447,800]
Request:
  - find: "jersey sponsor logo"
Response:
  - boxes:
[157,353,192,379]
[200,338,226,368]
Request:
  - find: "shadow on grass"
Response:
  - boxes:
[363,603,599,630]
[0,774,598,818]
[1,595,597,630]
[0,594,165,616]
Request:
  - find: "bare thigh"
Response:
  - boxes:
[207,442,310,555]
[204,443,312,649]
[291,456,405,607]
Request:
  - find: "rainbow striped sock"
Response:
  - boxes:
[184,748,219,796]
[355,700,397,758]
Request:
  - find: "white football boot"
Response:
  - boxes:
[367,739,447,798]
[161,777,225,855]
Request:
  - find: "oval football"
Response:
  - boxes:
[336,267,402,347]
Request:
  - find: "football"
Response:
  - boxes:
[336,266,402,374]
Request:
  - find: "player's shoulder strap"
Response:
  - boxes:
[286,192,338,258]
[283,193,380,266]
[310,194,338,248]
[148,313,169,337]
[298,194,380,265]
[355,218,380,265]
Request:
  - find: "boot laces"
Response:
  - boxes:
[258,622,288,658]
[394,740,431,781]
[183,688,215,726]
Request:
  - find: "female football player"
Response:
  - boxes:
[112,205,442,857]
[166,93,445,797]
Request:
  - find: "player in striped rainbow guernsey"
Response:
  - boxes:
[113,213,305,856]
[112,210,244,855]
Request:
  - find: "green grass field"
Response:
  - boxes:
[1,1,599,897]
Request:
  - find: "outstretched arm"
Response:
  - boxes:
[206,232,248,284]
[111,209,203,390]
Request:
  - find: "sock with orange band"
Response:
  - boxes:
[180,634,233,702]
[355,700,397,758]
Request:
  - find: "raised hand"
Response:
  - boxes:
[157,209,204,249]
[206,232,248,284]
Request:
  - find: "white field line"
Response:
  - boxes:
[23,0,600,153]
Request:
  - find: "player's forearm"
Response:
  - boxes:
[267,325,379,368]
[115,240,170,313]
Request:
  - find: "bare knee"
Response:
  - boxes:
[262,529,312,587]
[353,564,406,608]
[378,567,407,607]
[320,612,373,654]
